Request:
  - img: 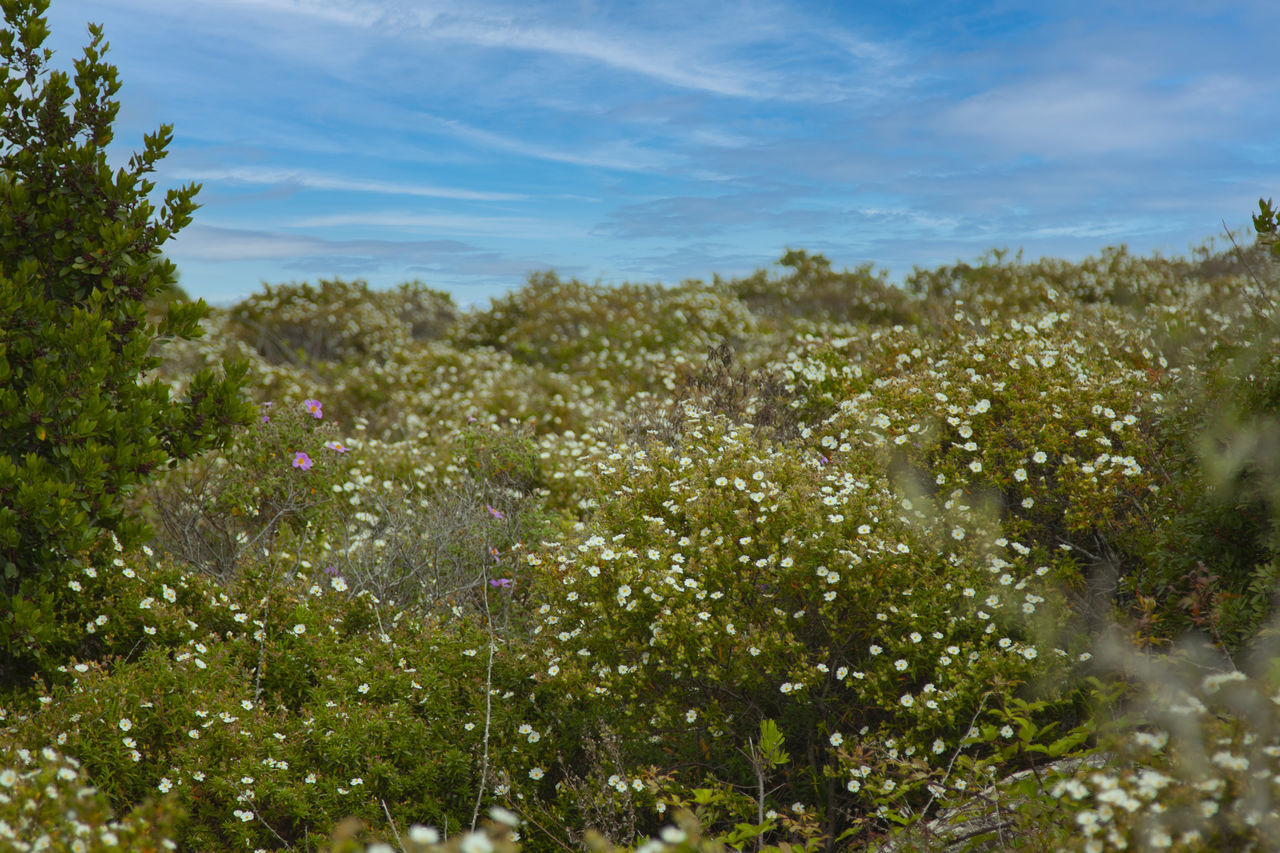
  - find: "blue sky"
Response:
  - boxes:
[48,0,1280,306]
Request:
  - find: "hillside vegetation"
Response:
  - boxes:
[8,3,1280,850]
[8,235,1280,852]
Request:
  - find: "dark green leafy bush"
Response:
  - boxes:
[0,0,251,692]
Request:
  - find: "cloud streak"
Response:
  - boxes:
[173,166,525,201]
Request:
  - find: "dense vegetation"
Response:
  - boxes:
[7,3,1280,851]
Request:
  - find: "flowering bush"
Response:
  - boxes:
[147,398,351,579]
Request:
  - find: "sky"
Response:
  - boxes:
[45,0,1280,307]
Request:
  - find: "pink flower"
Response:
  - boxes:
[324,440,349,453]
[304,398,323,419]
[292,452,313,471]
[486,505,505,520]
[489,578,512,588]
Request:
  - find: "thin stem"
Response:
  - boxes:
[382,798,405,852]
[470,579,497,831]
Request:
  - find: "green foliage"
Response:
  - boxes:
[1255,198,1280,258]
[0,744,183,849]
[0,0,253,691]
[724,249,917,328]
[229,278,458,366]
[147,398,349,579]
[458,271,757,397]
[0,544,547,850]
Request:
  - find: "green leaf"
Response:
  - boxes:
[759,718,790,767]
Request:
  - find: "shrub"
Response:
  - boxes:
[0,0,252,692]
[228,278,458,367]
[520,409,1082,846]
[724,249,917,328]
[457,272,757,397]
[0,543,549,850]
[146,397,350,579]
[0,743,182,850]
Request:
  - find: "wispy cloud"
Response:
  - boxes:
[940,68,1257,158]
[172,166,525,201]
[421,16,770,99]
[428,117,676,173]
[289,211,587,240]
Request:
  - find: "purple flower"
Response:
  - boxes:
[304,398,323,419]
[486,505,505,520]
[292,451,313,471]
[818,453,830,466]
[324,566,340,576]
[488,578,512,588]
[261,414,270,423]
[324,440,349,453]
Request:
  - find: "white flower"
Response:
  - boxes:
[528,767,544,780]
[291,624,306,635]
[157,777,172,793]
[829,732,843,747]
[685,709,697,723]
[118,718,132,732]
[409,826,441,845]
